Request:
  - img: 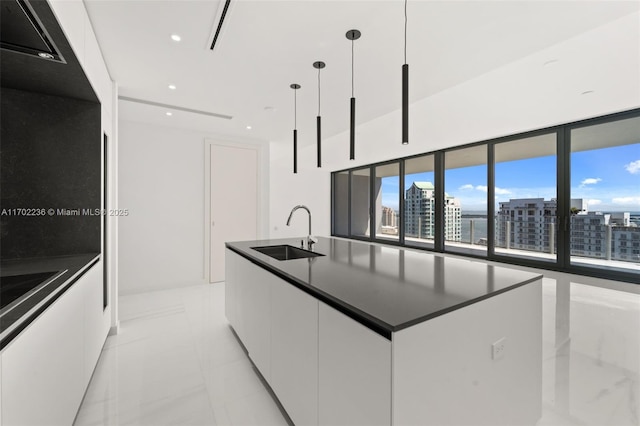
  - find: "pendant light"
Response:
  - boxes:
[402,0,409,145]
[290,83,301,174]
[313,61,325,168]
[346,29,361,160]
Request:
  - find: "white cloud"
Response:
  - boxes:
[473,185,510,195]
[624,160,640,174]
[580,178,602,187]
[459,184,474,191]
[587,199,602,206]
[612,196,640,205]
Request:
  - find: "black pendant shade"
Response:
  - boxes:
[402,64,408,145]
[290,83,301,174]
[313,61,325,168]
[293,129,297,173]
[346,29,361,161]
[317,116,321,167]
[350,97,355,160]
[402,0,409,145]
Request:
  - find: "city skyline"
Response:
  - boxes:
[379,143,639,213]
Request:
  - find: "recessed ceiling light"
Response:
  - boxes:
[168,84,176,90]
[171,34,181,42]
[246,125,252,130]
[166,112,173,116]
[581,90,595,95]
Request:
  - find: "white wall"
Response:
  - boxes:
[118,120,269,295]
[269,11,640,240]
[48,0,118,328]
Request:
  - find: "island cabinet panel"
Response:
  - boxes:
[224,250,239,334]
[241,259,272,381]
[270,277,319,426]
[392,279,542,426]
[318,302,391,426]
[225,250,271,380]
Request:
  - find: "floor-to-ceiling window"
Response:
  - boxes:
[350,168,370,238]
[494,133,557,263]
[374,162,400,242]
[404,154,436,249]
[331,108,640,284]
[569,115,640,273]
[444,145,487,255]
[332,171,349,236]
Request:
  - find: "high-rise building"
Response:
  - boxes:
[381,206,397,228]
[404,182,461,241]
[496,198,640,262]
[496,198,558,252]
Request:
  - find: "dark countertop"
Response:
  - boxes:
[1,253,100,349]
[226,237,542,339]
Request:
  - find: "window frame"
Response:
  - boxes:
[330,107,640,285]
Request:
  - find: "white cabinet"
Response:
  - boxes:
[82,260,109,384]
[241,260,271,381]
[225,249,318,424]
[318,303,391,426]
[225,250,271,380]
[226,250,392,426]
[1,260,108,425]
[270,277,318,426]
[225,250,241,338]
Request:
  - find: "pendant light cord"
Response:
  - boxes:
[294,88,297,129]
[404,0,407,64]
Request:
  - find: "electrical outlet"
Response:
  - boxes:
[492,337,506,360]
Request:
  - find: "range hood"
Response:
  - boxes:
[1,0,65,63]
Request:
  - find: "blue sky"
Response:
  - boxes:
[379,143,639,213]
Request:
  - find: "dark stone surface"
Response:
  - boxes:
[227,237,542,339]
[0,87,101,259]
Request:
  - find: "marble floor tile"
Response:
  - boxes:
[75,274,639,426]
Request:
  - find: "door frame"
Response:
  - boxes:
[203,138,268,282]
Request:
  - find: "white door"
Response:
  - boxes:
[210,144,258,283]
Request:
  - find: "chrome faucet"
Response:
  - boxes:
[286,205,317,250]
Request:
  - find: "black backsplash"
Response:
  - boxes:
[1,87,101,259]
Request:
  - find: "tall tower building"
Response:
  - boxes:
[404,182,461,241]
[381,206,397,228]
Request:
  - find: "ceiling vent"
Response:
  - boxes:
[208,0,232,52]
[1,0,65,63]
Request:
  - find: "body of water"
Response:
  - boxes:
[461,217,488,244]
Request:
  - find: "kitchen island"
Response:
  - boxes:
[226,237,543,426]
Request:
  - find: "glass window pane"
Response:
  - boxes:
[333,171,349,236]
[494,133,557,262]
[404,155,435,249]
[444,145,486,255]
[350,168,370,238]
[375,163,399,241]
[570,116,640,272]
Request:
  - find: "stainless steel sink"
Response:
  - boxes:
[251,245,324,261]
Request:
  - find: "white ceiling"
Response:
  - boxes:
[84,0,639,146]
